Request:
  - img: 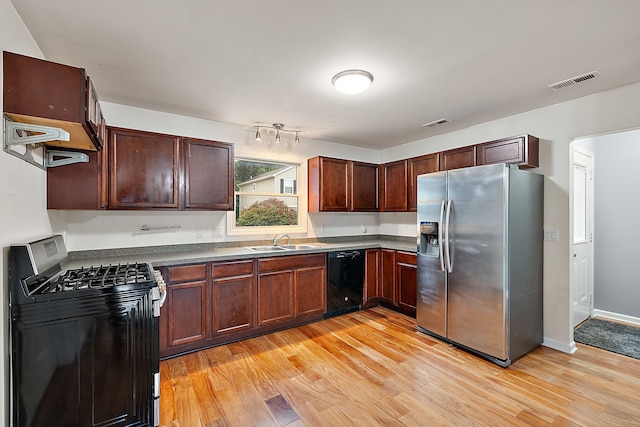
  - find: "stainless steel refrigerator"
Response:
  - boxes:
[416,163,543,367]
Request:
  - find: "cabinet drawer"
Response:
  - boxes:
[167,264,207,282]
[396,251,417,265]
[258,254,326,272]
[212,260,254,278]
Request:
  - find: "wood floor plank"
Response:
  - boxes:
[160,307,640,426]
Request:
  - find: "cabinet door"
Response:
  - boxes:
[165,279,208,348]
[350,161,379,211]
[476,134,539,169]
[212,260,254,335]
[440,146,476,171]
[109,128,180,209]
[379,249,396,304]
[47,147,108,209]
[213,275,254,335]
[258,270,295,326]
[407,153,439,211]
[379,160,407,211]
[364,249,380,307]
[86,77,105,149]
[296,266,326,317]
[396,252,417,317]
[160,264,209,357]
[182,138,234,210]
[3,51,101,151]
[308,156,349,212]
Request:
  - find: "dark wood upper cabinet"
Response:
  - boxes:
[440,146,476,171]
[3,51,104,151]
[308,156,349,212]
[86,77,107,146]
[476,134,539,169]
[350,161,379,211]
[379,160,408,212]
[308,156,378,212]
[50,127,235,211]
[47,147,108,209]
[182,137,234,210]
[407,153,439,211]
[109,127,180,209]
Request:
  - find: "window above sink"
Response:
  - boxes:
[228,158,307,236]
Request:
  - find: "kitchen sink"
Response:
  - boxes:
[246,245,289,252]
[246,244,320,252]
[278,244,320,250]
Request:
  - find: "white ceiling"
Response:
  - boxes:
[10,0,640,149]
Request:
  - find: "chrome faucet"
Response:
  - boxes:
[273,234,291,246]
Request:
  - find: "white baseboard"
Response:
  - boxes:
[592,309,640,326]
[542,337,577,354]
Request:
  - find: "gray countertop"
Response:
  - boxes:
[63,236,417,270]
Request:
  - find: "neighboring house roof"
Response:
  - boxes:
[237,166,294,186]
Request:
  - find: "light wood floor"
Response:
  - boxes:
[160,307,640,426]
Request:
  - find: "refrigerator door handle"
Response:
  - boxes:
[439,200,446,272]
[445,199,453,273]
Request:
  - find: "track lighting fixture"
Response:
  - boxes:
[253,123,301,144]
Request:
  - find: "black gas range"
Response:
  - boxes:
[9,235,165,427]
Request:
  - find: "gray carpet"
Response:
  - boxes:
[574,318,640,360]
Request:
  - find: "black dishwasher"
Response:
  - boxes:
[324,250,365,318]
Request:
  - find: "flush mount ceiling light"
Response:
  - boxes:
[331,69,374,94]
[254,123,301,144]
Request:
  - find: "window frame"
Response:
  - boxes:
[227,157,307,236]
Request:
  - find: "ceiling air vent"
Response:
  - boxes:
[422,118,451,128]
[547,71,600,91]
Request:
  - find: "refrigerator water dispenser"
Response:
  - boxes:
[419,221,439,257]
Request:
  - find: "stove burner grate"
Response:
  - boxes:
[48,263,154,293]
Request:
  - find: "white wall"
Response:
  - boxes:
[580,129,640,318]
[378,84,640,352]
[1,0,47,423]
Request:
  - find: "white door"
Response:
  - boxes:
[571,148,594,327]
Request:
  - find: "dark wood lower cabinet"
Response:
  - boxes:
[380,249,396,304]
[396,251,417,317]
[296,266,326,317]
[212,260,254,335]
[257,254,326,326]
[160,254,326,359]
[160,264,209,357]
[363,249,380,308]
[363,249,417,318]
[258,270,295,326]
[159,249,417,359]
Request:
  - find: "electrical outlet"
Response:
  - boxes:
[196,227,204,239]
